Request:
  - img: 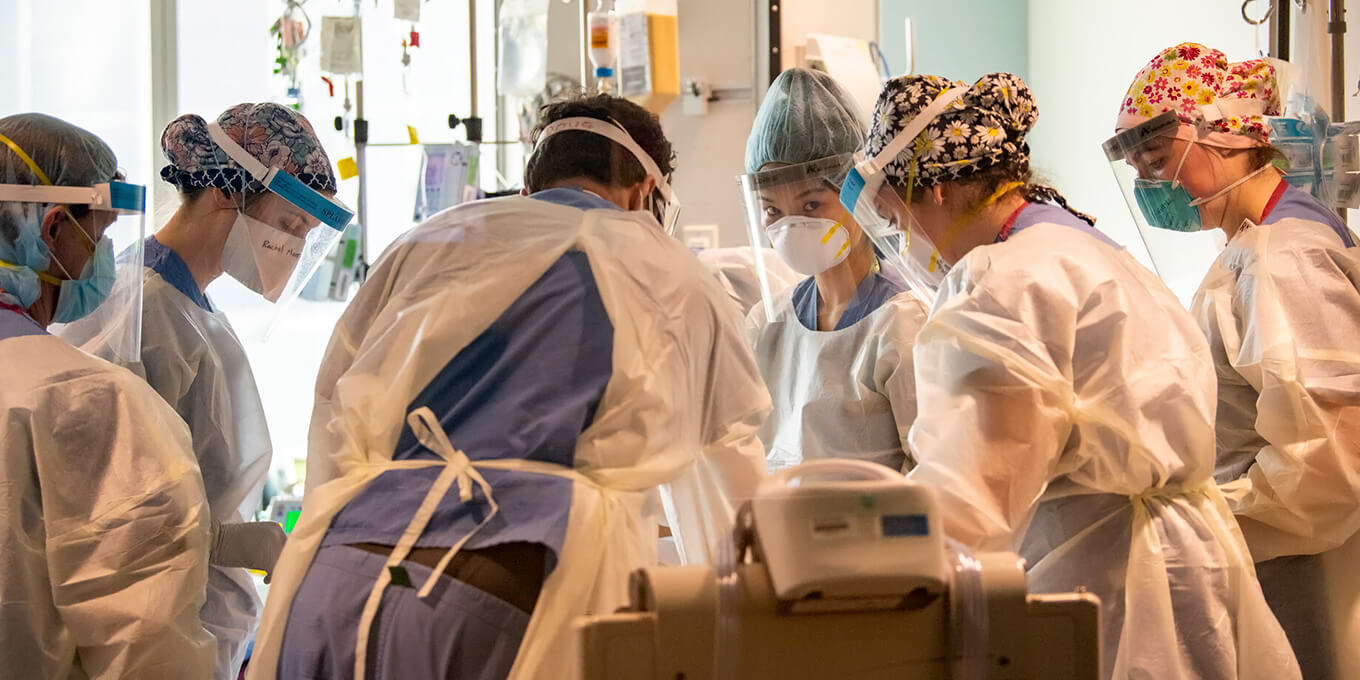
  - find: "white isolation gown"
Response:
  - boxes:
[907,203,1300,680]
[60,236,272,679]
[248,191,769,680]
[0,305,215,678]
[749,270,928,473]
[1193,183,1360,679]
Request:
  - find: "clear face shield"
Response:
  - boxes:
[530,116,681,235]
[838,87,970,308]
[1102,111,1228,305]
[0,155,148,362]
[205,122,354,313]
[739,153,882,321]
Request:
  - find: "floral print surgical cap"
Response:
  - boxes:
[160,102,337,194]
[1116,42,1280,145]
[866,72,1038,189]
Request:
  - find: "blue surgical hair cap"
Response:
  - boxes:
[745,68,868,173]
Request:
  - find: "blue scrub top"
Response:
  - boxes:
[1260,183,1356,247]
[0,307,46,341]
[1006,202,1121,249]
[324,188,617,573]
[529,187,618,212]
[791,271,905,331]
[143,235,213,311]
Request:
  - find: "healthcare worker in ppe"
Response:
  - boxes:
[1107,43,1360,680]
[247,94,769,680]
[843,73,1300,679]
[741,67,928,473]
[58,103,346,680]
[0,113,215,677]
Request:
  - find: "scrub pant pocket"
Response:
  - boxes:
[278,545,531,680]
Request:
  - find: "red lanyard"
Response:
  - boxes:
[1259,179,1288,224]
[994,203,1030,243]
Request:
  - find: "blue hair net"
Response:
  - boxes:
[744,68,868,173]
[0,113,117,308]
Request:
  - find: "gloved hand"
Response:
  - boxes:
[210,520,288,583]
[1218,477,1254,507]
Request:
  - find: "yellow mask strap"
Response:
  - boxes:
[928,180,1026,272]
[897,135,931,259]
[821,221,853,261]
[0,133,54,186]
[0,132,99,282]
[0,131,94,256]
[0,259,61,285]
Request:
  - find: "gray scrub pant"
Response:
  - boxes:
[1257,554,1337,680]
[277,545,531,679]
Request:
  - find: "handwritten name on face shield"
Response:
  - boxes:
[261,240,304,258]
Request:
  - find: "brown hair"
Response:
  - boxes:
[904,164,1095,226]
[525,94,675,193]
[1249,145,1288,172]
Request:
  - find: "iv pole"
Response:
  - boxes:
[1328,0,1347,121]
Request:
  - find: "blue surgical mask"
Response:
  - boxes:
[0,206,53,308]
[50,235,115,324]
[1133,178,1203,232]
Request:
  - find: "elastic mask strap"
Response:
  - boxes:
[60,207,97,254]
[47,215,101,283]
[1170,138,1195,190]
[46,250,74,282]
[42,206,98,284]
[928,180,1025,272]
[1187,163,1274,208]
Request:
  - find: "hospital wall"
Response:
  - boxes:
[877,0,1030,83]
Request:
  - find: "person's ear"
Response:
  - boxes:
[210,187,239,211]
[930,185,946,206]
[40,205,66,244]
[634,176,658,212]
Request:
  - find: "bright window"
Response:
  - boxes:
[4,0,510,492]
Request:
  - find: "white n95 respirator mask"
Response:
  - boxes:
[766,216,852,276]
[221,212,306,302]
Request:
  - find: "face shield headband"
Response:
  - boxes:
[531,116,682,235]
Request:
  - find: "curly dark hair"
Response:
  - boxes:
[524,94,675,193]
